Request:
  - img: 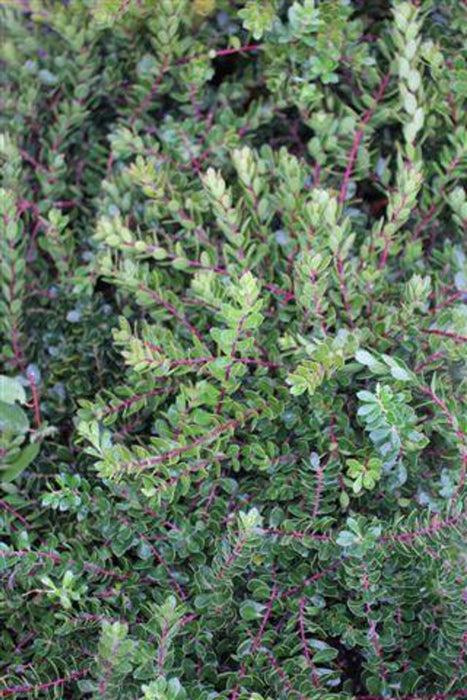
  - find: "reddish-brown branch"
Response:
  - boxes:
[118,515,186,600]
[140,284,205,344]
[0,548,130,581]
[229,582,278,699]
[179,43,262,67]
[0,667,89,697]
[132,44,262,123]
[27,369,41,428]
[298,597,321,688]
[380,515,464,544]
[285,560,342,599]
[336,255,355,328]
[420,328,467,344]
[338,72,391,205]
[122,412,254,472]
[98,386,167,417]
[414,351,445,373]
[357,693,467,700]
[131,56,169,123]
[419,385,464,439]
[215,535,248,581]
[312,455,327,519]
[262,528,330,542]
[142,348,280,371]
[0,498,28,527]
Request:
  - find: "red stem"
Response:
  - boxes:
[0,668,89,697]
[338,72,391,205]
[420,328,467,344]
[229,583,278,699]
[298,597,321,688]
[27,369,41,428]
[143,348,280,371]
[0,498,28,527]
[121,412,254,472]
[356,693,467,700]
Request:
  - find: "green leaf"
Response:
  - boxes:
[0,375,26,404]
[239,1,275,40]
[0,400,29,434]
[382,355,413,381]
[312,647,338,663]
[352,474,363,493]
[239,599,265,621]
[336,530,357,547]
[1,442,39,482]
[355,350,386,374]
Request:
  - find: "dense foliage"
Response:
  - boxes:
[0,1,466,698]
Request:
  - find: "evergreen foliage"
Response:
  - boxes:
[0,1,466,698]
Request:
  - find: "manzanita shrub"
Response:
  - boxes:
[0,1,466,698]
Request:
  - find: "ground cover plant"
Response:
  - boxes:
[0,0,466,697]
